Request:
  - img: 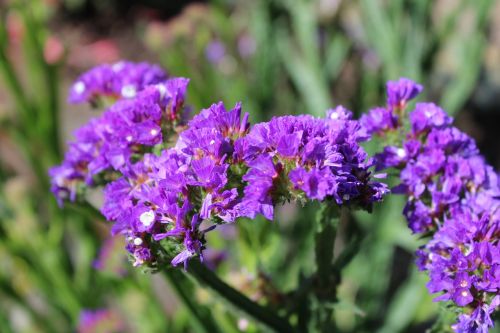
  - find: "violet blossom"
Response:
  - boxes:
[52,62,387,270]
[369,77,500,332]
[68,61,168,105]
[50,77,189,205]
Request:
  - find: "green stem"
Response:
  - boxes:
[314,204,339,296]
[187,260,295,333]
[162,268,222,333]
[313,203,340,332]
[67,202,105,223]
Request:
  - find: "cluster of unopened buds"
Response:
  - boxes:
[51,62,498,332]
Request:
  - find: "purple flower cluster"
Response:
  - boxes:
[51,64,498,331]
[239,106,387,219]
[50,71,189,205]
[68,61,168,105]
[100,103,387,268]
[360,78,423,136]
[101,103,249,267]
[367,78,500,332]
[51,62,387,270]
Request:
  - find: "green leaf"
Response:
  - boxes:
[377,268,434,333]
[325,34,350,81]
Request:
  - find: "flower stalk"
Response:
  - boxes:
[186,260,296,333]
[313,203,340,331]
[162,268,223,333]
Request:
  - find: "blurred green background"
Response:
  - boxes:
[0,0,499,332]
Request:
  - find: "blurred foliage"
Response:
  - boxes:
[0,0,499,332]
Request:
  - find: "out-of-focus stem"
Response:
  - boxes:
[187,260,296,333]
[68,202,105,223]
[162,268,223,333]
[0,26,33,123]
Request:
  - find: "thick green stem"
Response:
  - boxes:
[187,260,295,333]
[162,269,222,333]
[315,204,340,296]
[313,203,340,332]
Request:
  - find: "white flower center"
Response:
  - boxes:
[156,84,167,99]
[74,81,85,94]
[396,148,406,158]
[112,62,125,72]
[121,85,136,98]
[150,129,158,136]
[330,112,339,120]
[460,280,468,288]
[133,237,143,246]
[461,290,469,297]
[139,210,155,226]
[126,135,133,142]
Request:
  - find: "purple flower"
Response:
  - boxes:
[289,167,336,200]
[403,200,432,233]
[360,107,398,135]
[453,296,500,333]
[69,61,168,104]
[131,204,157,233]
[200,189,239,222]
[240,113,387,215]
[452,272,474,306]
[360,78,422,137]
[240,154,280,220]
[68,61,167,104]
[163,78,190,120]
[184,102,249,138]
[131,246,153,267]
[50,77,189,205]
[177,102,248,163]
[326,106,353,121]
[374,146,408,170]
[97,101,252,268]
[54,65,389,273]
[386,77,423,109]
[171,215,205,269]
[373,78,500,331]
[49,163,83,206]
[409,102,452,134]
[188,157,227,189]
